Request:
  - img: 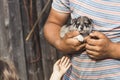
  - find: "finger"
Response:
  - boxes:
[66,63,71,70]
[88,54,101,60]
[60,56,66,65]
[75,43,86,51]
[85,35,97,45]
[86,49,99,57]
[86,37,101,46]
[86,44,100,51]
[65,31,80,38]
[64,58,71,67]
[88,54,96,59]
[84,35,90,42]
[54,59,61,66]
[90,31,106,39]
[61,56,69,66]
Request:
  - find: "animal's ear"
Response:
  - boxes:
[86,18,93,24]
[89,18,93,23]
[82,16,89,24]
[82,16,93,24]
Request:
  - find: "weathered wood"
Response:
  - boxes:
[39,33,57,80]
[7,0,27,80]
[0,0,9,57]
[20,0,45,80]
[0,0,62,80]
[36,0,58,80]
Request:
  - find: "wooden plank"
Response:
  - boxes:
[0,0,9,57]
[7,0,27,80]
[19,0,35,80]
[40,34,57,80]
[20,0,44,80]
[36,0,58,79]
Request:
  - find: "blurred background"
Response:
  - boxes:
[0,0,63,80]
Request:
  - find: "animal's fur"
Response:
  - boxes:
[60,16,93,42]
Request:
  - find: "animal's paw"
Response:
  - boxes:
[73,35,84,42]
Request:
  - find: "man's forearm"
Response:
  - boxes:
[43,22,62,48]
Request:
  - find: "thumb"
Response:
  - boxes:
[54,59,61,66]
[65,31,80,38]
[89,31,106,39]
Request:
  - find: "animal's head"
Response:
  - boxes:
[71,16,93,36]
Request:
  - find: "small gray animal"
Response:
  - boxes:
[60,16,93,42]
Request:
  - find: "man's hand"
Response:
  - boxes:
[57,31,85,53]
[85,31,114,60]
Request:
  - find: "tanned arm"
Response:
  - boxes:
[43,9,85,53]
[44,8,69,48]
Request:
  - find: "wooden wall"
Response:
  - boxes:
[0,0,63,80]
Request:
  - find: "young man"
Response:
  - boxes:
[44,0,120,80]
